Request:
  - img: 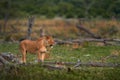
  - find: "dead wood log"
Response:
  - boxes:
[76,25,101,39]
[74,61,120,68]
[42,64,65,70]
[55,38,120,45]
[0,56,10,65]
[55,39,73,45]
[0,53,15,61]
[43,61,120,68]
[72,38,120,44]
[38,61,120,71]
[0,53,21,73]
[43,61,75,66]
[0,52,20,64]
[75,24,120,45]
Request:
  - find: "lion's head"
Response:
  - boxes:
[45,36,55,48]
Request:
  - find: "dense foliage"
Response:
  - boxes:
[0,0,120,19]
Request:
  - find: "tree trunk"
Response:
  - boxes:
[3,0,11,33]
[27,16,34,40]
[40,27,45,37]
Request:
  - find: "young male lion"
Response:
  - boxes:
[19,36,54,63]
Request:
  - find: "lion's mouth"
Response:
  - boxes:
[50,45,53,48]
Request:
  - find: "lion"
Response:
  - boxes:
[19,36,55,63]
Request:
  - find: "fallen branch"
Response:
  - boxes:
[76,24,101,39]
[42,64,65,70]
[55,38,120,45]
[0,56,10,65]
[39,61,120,71]
[74,61,120,68]
[43,60,120,68]
[0,52,19,63]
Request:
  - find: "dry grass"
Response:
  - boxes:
[0,18,120,40]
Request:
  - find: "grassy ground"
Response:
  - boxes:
[0,43,120,80]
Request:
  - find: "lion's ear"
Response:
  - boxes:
[45,36,50,39]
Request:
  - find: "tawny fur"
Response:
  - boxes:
[19,36,54,63]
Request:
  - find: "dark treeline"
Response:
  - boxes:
[0,0,120,19]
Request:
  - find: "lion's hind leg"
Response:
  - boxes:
[20,47,27,64]
[21,50,26,64]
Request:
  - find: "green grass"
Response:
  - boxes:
[0,43,120,80]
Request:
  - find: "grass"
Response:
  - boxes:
[0,43,120,80]
[0,19,120,40]
[1,66,120,80]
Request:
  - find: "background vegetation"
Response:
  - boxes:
[0,0,120,19]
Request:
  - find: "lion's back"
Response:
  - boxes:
[20,40,38,53]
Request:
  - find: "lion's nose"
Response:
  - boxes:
[50,44,53,46]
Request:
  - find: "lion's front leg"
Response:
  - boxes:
[41,53,46,62]
[39,46,47,62]
[37,52,41,62]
